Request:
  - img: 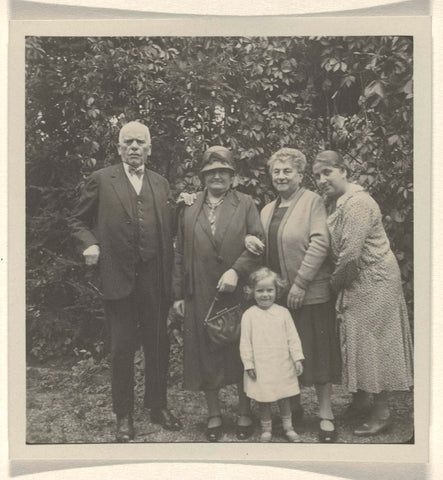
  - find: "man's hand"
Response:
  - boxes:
[83,244,100,266]
[287,283,306,311]
[246,369,256,380]
[217,268,238,292]
[295,360,303,377]
[173,300,185,317]
[177,192,197,206]
[244,235,265,256]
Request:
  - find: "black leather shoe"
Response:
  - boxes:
[318,418,336,443]
[353,414,392,436]
[206,415,223,442]
[116,414,135,442]
[150,408,183,431]
[236,416,254,440]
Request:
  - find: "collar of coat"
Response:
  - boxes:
[189,188,240,213]
[184,188,242,250]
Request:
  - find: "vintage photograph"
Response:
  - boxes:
[24,34,415,446]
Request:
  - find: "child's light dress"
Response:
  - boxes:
[240,304,304,402]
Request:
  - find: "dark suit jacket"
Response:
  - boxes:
[69,163,174,301]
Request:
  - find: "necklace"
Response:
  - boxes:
[205,192,227,235]
[206,196,225,208]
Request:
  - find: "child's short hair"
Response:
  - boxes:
[244,267,288,300]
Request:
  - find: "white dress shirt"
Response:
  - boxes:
[123,162,145,195]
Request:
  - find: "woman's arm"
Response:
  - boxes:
[293,195,330,290]
[330,196,374,292]
[244,235,265,256]
[232,196,265,278]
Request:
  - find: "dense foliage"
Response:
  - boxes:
[26,36,413,360]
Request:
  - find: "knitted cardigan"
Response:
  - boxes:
[261,188,333,305]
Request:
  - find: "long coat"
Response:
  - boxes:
[69,163,175,302]
[172,189,264,391]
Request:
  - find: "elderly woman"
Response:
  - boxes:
[172,146,264,442]
[246,148,341,443]
[312,150,413,436]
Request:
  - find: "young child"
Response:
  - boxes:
[240,267,304,442]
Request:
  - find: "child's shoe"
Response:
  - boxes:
[260,419,272,442]
[285,428,301,442]
[282,414,301,442]
[260,431,272,442]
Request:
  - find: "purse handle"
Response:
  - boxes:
[203,290,221,325]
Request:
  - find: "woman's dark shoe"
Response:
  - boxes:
[236,415,254,440]
[115,414,135,442]
[206,415,223,442]
[353,414,392,436]
[318,418,336,443]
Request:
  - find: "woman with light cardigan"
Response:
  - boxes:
[245,148,341,443]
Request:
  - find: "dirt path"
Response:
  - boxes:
[26,360,414,444]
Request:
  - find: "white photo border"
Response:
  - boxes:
[9,16,431,463]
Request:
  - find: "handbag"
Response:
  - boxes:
[203,292,242,347]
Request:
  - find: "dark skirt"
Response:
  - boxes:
[290,300,342,386]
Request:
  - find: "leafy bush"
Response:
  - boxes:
[71,344,110,393]
[26,36,413,360]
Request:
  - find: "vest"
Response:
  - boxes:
[126,174,160,262]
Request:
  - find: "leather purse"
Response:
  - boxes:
[203,293,242,347]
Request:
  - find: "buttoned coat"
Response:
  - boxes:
[69,163,174,301]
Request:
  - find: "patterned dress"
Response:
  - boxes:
[327,184,413,393]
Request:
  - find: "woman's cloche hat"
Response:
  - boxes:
[199,146,235,173]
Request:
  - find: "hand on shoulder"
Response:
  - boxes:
[177,192,197,206]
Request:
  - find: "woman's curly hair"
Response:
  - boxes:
[244,267,288,301]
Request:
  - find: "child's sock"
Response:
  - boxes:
[282,414,301,443]
[260,419,272,442]
[281,414,294,431]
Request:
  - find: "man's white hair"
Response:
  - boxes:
[118,121,151,144]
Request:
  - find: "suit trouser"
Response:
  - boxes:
[104,258,170,415]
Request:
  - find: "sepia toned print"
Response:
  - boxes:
[9,17,430,464]
[24,34,414,445]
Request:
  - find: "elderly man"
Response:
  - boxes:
[70,121,182,441]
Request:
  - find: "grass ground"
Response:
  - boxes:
[26,355,414,444]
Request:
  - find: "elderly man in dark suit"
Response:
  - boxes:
[70,121,182,441]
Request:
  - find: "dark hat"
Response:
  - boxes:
[200,146,235,173]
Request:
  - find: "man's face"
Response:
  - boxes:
[117,124,151,167]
